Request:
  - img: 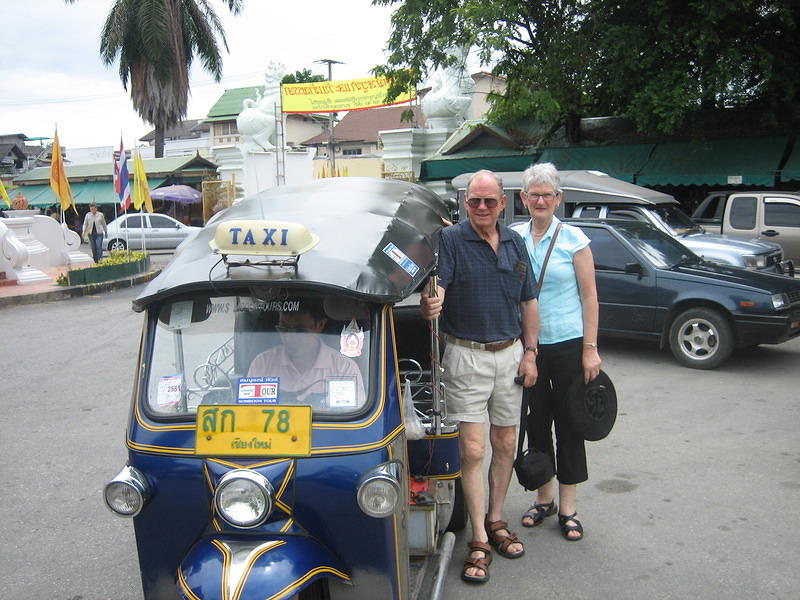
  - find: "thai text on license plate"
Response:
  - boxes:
[195,405,312,457]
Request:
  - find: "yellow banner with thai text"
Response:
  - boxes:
[281,76,415,113]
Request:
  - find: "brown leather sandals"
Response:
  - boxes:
[461,541,492,583]
[484,518,525,559]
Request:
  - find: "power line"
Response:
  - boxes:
[0,70,268,108]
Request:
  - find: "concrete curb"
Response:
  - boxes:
[0,268,162,310]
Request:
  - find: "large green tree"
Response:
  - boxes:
[67,0,244,157]
[373,0,800,139]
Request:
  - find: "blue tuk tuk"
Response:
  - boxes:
[104,178,463,600]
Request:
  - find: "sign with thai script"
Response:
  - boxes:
[281,76,415,113]
[195,405,312,456]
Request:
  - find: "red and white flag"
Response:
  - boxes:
[115,137,131,211]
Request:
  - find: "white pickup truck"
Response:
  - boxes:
[691,191,800,265]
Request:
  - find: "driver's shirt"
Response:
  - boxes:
[247,342,366,406]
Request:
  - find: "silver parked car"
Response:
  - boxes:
[106,213,201,251]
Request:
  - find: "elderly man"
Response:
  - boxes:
[421,169,539,584]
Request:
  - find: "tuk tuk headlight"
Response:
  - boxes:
[357,461,402,518]
[104,466,149,517]
[214,470,274,528]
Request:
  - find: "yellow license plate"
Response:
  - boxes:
[195,405,312,457]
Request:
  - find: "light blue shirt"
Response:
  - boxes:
[510,216,590,344]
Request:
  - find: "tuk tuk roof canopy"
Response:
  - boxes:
[133,178,451,310]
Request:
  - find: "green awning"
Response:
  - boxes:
[537,144,655,183]
[779,140,800,182]
[23,179,166,207]
[420,149,538,180]
[636,136,788,186]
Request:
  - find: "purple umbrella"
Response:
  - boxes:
[151,184,201,204]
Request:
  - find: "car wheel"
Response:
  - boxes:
[108,238,127,251]
[668,307,733,369]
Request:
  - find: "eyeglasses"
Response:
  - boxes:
[523,192,559,201]
[275,324,312,333]
[466,197,499,209]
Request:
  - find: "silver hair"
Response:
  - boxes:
[466,169,504,196]
[522,162,561,194]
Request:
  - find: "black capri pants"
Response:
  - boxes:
[525,337,588,485]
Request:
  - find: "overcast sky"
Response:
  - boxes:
[0,0,397,150]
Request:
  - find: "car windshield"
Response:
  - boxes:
[145,292,372,419]
[651,206,703,235]
[614,222,701,268]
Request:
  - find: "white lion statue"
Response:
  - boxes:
[421,47,473,129]
[237,62,285,152]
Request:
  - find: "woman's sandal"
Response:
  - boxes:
[521,500,557,528]
[558,512,584,541]
[461,541,492,583]
[484,518,525,559]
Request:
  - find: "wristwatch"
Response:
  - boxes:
[524,346,538,354]
[583,342,598,348]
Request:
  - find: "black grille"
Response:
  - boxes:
[766,251,782,267]
[787,289,800,304]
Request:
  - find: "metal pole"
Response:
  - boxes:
[315,58,343,177]
[428,274,444,434]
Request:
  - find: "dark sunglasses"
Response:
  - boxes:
[466,197,499,209]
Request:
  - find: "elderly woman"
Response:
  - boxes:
[510,162,601,541]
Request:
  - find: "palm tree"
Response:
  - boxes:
[67,0,244,157]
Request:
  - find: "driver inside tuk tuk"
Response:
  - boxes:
[247,299,366,408]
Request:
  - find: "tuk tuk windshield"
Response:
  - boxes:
[146,292,372,419]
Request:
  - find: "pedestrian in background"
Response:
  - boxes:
[421,169,539,583]
[511,162,601,541]
[82,201,107,263]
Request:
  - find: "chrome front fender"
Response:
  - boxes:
[177,535,350,600]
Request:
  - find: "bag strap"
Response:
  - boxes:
[517,223,561,456]
[517,387,529,457]
[536,223,562,294]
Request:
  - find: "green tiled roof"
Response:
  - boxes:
[23,179,167,207]
[205,86,264,122]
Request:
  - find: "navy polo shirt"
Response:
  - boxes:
[437,219,537,343]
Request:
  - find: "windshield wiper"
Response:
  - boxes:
[674,255,700,267]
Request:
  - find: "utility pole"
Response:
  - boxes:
[315,58,343,176]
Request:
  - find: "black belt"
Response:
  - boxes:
[444,334,518,352]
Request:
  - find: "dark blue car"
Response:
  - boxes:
[571,220,800,369]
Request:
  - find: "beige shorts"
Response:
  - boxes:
[442,341,523,427]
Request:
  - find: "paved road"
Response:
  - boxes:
[1,284,798,599]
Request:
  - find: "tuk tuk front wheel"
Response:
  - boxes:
[446,478,467,532]
[296,578,328,599]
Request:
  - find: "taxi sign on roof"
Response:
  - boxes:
[210,220,320,256]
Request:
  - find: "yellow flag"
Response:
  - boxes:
[0,178,10,208]
[133,151,154,213]
[50,129,74,212]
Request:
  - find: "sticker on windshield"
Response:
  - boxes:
[340,318,365,357]
[327,378,357,408]
[237,377,280,404]
[383,242,419,277]
[157,375,182,407]
[168,301,193,330]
